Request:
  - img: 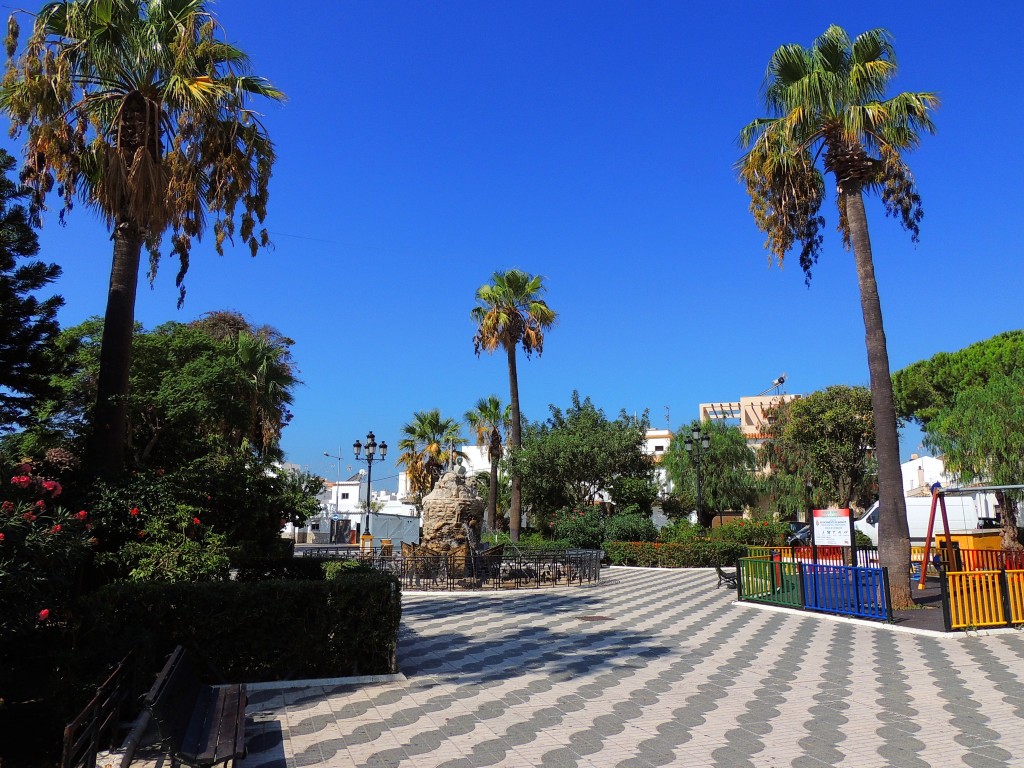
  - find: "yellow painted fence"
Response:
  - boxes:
[943,569,1024,631]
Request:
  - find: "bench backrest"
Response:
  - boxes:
[143,646,205,751]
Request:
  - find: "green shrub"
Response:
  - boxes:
[233,556,328,581]
[854,530,874,548]
[551,506,605,549]
[323,558,375,577]
[658,518,707,543]
[708,518,788,546]
[483,531,571,549]
[73,572,401,684]
[604,541,746,568]
[605,513,658,543]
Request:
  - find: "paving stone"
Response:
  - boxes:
[236,567,1024,768]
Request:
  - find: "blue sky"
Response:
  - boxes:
[4,1,1022,489]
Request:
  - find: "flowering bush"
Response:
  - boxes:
[0,462,94,637]
[658,518,708,543]
[106,503,229,583]
[551,506,605,549]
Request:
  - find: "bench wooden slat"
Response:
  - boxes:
[144,646,246,768]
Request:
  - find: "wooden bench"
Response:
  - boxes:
[715,565,739,590]
[143,646,247,768]
[61,652,134,768]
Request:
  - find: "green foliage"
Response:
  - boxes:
[323,558,376,577]
[662,420,758,528]
[658,518,707,544]
[550,506,605,549]
[73,574,402,683]
[708,519,789,547]
[759,386,876,511]
[512,392,655,519]
[603,541,747,568]
[605,511,658,543]
[397,408,464,501]
[0,149,62,431]
[483,531,570,549]
[855,530,874,548]
[111,506,230,583]
[232,557,328,582]
[0,460,94,637]
[738,25,937,277]
[894,332,1024,545]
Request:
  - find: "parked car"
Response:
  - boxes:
[787,522,811,547]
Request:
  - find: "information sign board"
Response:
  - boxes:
[812,508,853,547]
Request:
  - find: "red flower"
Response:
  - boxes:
[50,524,62,534]
[129,507,139,517]
[41,480,62,497]
[22,512,37,523]
[75,510,88,520]
[137,530,146,539]
[35,499,45,509]
[10,475,31,488]
[0,532,5,542]
[192,517,201,526]
[1,500,13,512]
[38,608,50,622]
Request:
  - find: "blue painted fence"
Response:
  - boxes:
[800,563,892,621]
[738,557,892,622]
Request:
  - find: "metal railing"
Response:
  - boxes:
[738,557,892,622]
[302,546,602,591]
[801,563,891,621]
[940,569,1024,631]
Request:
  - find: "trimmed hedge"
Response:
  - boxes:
[72,572,401,686]
[604,541,746,568]
[232,556,331,581]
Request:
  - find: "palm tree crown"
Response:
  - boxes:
[397,408,464,500]
[2,0,284,289]
[738,25,937,280]
[465,395,511,533]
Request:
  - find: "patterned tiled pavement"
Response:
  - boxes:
[239,567,1024,768]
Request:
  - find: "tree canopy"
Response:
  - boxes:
[662,420,758,528]
[760,386,876,512]
[512,392,656,526]
[0,149,62,431]
[894,332,1024,547]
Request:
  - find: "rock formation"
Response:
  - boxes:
[420,470,484,551]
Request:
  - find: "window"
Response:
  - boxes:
[341,492,349,499]
[654,445,664,452]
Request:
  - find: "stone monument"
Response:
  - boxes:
[420,469,484,551]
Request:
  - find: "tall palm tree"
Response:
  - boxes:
[738,25,937,607]
[472,270,556,541]
[1,0,284,478]
[234,331,296,458]
[465,395,511,533]
[397,408,464,504]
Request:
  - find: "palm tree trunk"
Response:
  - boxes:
[846,191,912,608]
[506,344,522,541]
[89,223,144,480]
[486,429,501,533]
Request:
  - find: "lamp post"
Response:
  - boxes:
[322,449,343,509]
[353,431,387,539]
[684,426,711,526]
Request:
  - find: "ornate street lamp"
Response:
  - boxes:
[353,431,387,539]
[684,426,711,526]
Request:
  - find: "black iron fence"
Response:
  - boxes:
[300,546,602,590]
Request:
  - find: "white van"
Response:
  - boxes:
[855,494,1000,545]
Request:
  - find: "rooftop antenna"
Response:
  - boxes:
[665,405,670,431]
